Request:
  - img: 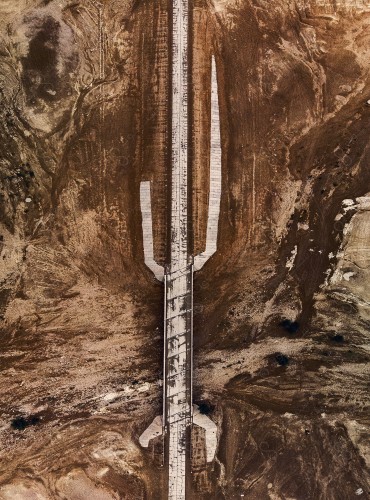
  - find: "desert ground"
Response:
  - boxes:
[0,1,369,498]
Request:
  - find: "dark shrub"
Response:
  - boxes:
[330,334,344,343]
[280,319,300,333]
[275,353,289,366]
[11,415,40,431]
[198,402,214,415]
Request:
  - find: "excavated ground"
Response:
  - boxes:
[0,1,369,499]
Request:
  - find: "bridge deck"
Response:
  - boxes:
[164,264,192,500]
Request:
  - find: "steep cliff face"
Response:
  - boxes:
[0,1,369,499]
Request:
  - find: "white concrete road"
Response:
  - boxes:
[139,1,221,497]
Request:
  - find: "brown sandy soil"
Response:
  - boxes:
[0,0,369,499]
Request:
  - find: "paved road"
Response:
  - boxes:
[164,0,192,499]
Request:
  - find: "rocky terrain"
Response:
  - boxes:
[0,0,369,498]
